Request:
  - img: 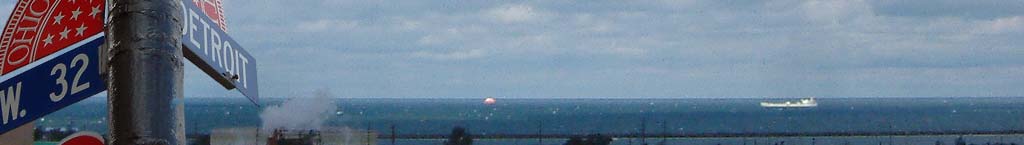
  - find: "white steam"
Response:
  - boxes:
[259,90,338,131]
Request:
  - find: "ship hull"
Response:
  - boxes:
[760,102,817,108]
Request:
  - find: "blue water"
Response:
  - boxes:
[37,97,1024,144]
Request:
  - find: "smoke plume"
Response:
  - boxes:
[259,90,338,131]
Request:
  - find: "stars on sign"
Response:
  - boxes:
[53,13,64,25]
[43,35,54,46]
[59,27,70,40]
[89,6,100,18]
[40,0,103,52]
[70,7,82,20]
[75,24,86,36]
[0,0,104,74]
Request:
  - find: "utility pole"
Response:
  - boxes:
[390,124,396,145]
[660,120,667,145]
[537,120,543,145]
[106,0,185,145]
[640,115,647,145]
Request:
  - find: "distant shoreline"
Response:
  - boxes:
[76,96,1024,101]
[381,130,1024,139]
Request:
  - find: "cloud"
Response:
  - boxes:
[800,0,872,24]
[0,1,13,23]
[412,49,486,60]
[975,16,1024,34]
[487,4,543,23]
[602,47,647,56]
[296,19,359,31]
[164,0,1024,98]
[869,0,1024,19]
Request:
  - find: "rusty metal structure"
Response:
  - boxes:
[267,129,323,145]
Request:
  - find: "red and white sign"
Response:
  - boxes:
[192,0,227,31]
[0,0,105,75]
[58,131,105,145]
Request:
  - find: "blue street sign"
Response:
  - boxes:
[181,0,259,104]
[0,36,106,134]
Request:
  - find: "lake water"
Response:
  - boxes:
[36,97,1024,144]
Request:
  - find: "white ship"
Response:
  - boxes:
[760,97,817,108]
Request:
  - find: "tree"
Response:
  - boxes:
[584,134,613,145]
[564,137,584,145]
[955,136,967,145]
[445,127,474,145]
[562,134,613,145]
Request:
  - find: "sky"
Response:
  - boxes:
[3,0,1024,98]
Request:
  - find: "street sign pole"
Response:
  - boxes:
[106,0,185,145]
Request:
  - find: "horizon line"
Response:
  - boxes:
[81,95,1024,100]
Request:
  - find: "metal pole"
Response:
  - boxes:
[537,120,542,145]
[105,0,184,145]
[390,124,396,145]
